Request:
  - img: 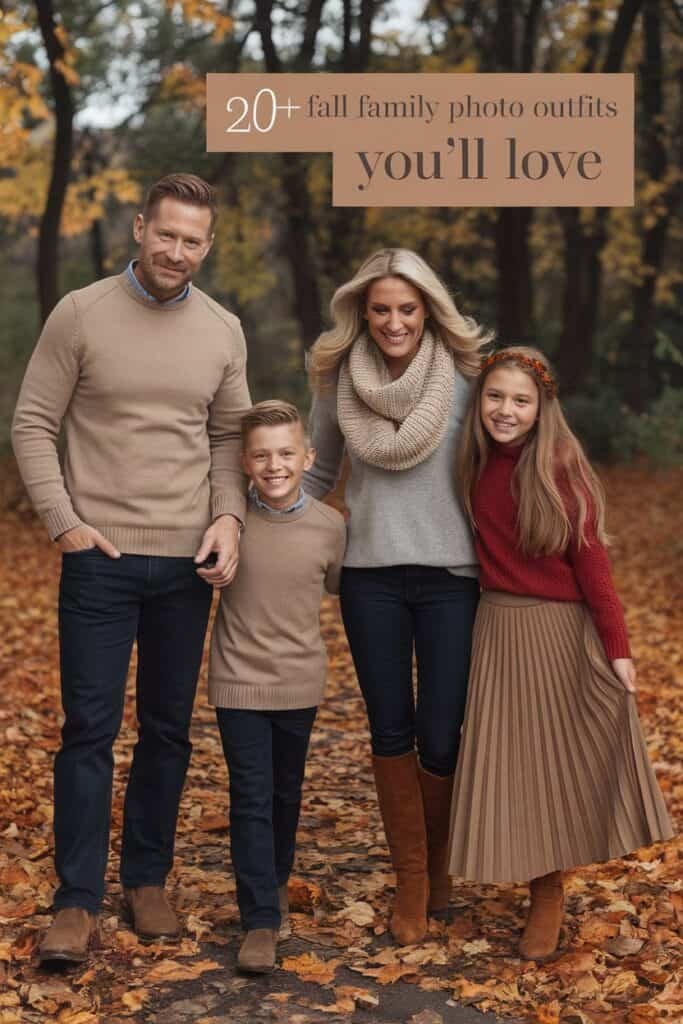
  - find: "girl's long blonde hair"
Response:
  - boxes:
[308,248,493,391]
[457,346,609,556]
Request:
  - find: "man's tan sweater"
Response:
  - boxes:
[208,496,346,710]
[11,272,251,555]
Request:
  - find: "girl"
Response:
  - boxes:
[448,346,672,959]
[305,249,490,944]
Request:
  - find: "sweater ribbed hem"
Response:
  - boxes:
[44,502,85,541]
[92,525,208,557]
[209,681,324,711]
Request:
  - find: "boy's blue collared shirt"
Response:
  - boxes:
[126,260,191,304]
[250,487,306,515]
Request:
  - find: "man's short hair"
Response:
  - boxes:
[241,400,307,446]
[142,173,217,232]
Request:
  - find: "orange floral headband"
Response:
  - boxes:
[481,351,558,398]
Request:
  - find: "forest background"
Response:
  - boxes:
[1,0,682,464]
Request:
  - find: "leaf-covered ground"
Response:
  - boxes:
[1,461,682,1024]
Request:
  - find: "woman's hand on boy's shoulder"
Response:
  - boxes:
[611,658,637,694]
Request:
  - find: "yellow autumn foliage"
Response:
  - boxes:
[160,63,206,110]
[165,0,233,41]
[0,62,50,168]
[0,140,141,236]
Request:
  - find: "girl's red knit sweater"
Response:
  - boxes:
[473,441,630,660]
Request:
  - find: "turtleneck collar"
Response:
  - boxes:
[488,438,528,461]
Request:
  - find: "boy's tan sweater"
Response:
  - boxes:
[208,496,347,710]
[11,272,251,555]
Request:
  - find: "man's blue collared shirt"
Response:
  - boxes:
[126,260,191,304]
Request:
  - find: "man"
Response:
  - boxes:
[12,173,251,963]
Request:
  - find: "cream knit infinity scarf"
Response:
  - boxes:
[337,328,455,471]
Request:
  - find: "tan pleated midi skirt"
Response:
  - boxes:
[448,592,673,883]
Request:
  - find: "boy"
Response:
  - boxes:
[208,400,346,973]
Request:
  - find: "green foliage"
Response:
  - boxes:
[564,390,639,464]
[628,388,683,468]
[564,387,683,467]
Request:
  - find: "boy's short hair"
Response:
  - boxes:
[241,400,308,446]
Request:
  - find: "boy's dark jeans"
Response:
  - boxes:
[55,548,212,914]
[216,706,317,931]
[339,565,479,777]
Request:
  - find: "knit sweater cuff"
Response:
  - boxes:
[43,501,85,541]
[602,624,631,661]
[211,492,247,525]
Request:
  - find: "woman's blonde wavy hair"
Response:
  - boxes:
[307,248,493,391]
[457,346,609,556]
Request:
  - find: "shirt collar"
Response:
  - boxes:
[126,260,191,305]
[250,487,306,515]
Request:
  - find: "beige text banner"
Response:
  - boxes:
[206,74,634,207]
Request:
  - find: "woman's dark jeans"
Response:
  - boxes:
[339,566,479,777]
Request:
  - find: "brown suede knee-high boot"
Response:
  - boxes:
[519,871,564,960]
[372,752,429,945]
[418,766,454,914]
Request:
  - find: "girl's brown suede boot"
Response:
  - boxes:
[519,870,564,960]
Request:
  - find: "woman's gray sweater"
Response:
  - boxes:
[303,377,478,576]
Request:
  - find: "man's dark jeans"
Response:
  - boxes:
[216,706,317,931]
[339,566,479,777]
[54,548,212,914]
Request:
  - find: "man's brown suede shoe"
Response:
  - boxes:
[39,908,97,964]
[122,886,181,943]
[237,928,277,973]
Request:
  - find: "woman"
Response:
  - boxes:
[304,248,491,944]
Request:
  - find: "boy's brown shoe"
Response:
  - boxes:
[39,908,97,964]
[122,886,181,943]
[237,928,278,973]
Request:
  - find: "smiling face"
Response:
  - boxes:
[133,197,213,301]
[480,365,540,446]
[365,276,427,379]
[241,422,315,510]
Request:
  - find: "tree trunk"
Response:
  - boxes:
[255,0,327,351]
[341,0,353,70]
[320,0,381,301]
[622,0,670,409]
[280,152,325,348]
[81,130,106,280]
[555,210,607,391]
[493,0,534,344]
[495,209,534,344]
[555,0,643,393]
[35,0,75,323]
[357,0,375,71]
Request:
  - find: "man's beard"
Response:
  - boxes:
[138,256,190,297]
